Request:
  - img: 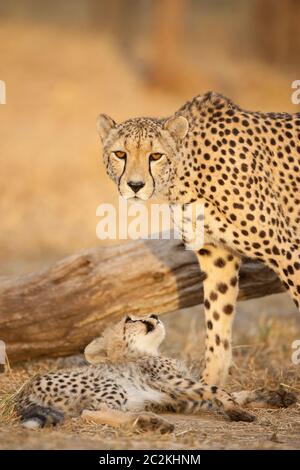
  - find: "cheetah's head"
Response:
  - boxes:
[96,114,189,201]
[122,314,166,354]
[84,314,165,364]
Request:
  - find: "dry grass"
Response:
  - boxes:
[0,305,299,450]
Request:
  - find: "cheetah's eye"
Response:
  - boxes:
[149,152,163,162]
[114,150,127,159]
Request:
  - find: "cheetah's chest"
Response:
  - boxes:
[170,201,242,253]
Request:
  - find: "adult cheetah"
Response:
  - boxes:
[14,314,295,430]
[97,92,300,386]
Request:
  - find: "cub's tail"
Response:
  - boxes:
[20,404,64,429]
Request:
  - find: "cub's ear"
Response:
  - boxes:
[84,337,107,364]
[96,114,117,141]
[164,115,189,141]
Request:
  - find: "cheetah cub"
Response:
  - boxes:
[15,315,296,432]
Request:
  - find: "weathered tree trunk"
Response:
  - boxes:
[0,239,283,363]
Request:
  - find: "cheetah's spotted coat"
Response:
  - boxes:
[97,92,300,386]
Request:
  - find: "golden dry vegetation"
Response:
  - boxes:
[0,5,300,450]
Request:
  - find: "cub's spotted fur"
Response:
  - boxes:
[14,315,295,431]
[97,92,300,386]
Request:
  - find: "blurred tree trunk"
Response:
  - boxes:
[90,0,143,62]
[253,0,300,64]
[149,0,188,89]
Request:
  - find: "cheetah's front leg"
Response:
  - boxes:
[195,245,241,386]
[162,378,254,422]
[232,388,297,409]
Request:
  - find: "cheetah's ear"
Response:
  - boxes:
[84,337,107,364]
[164,115,189,141]
[96,114,117,141]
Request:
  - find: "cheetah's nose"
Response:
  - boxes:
[127,181,145,193]
[144,321,155,333]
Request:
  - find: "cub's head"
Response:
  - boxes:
[84,314,165,364]
[96,114,189,201]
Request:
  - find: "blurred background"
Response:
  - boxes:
[0,0,299,275]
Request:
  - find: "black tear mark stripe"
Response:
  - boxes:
[148,155,156,194]
[117,155,127,192]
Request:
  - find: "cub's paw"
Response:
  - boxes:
[135,413,174,434]
[255,388,297,408]
[225,407,255,423]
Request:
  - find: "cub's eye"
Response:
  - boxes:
[149,152,163,162]
[114,151,126,159]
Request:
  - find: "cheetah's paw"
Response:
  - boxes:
[255,388,297,408]
[134,413,174,434]
[225,407,256,423]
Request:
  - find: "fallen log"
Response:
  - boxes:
[0,239,284,363]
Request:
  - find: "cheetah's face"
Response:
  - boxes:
[96,114,189,201]
[84,313,166,364]
[123,314,165,354]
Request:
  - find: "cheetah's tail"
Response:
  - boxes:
[20,404,64,429]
